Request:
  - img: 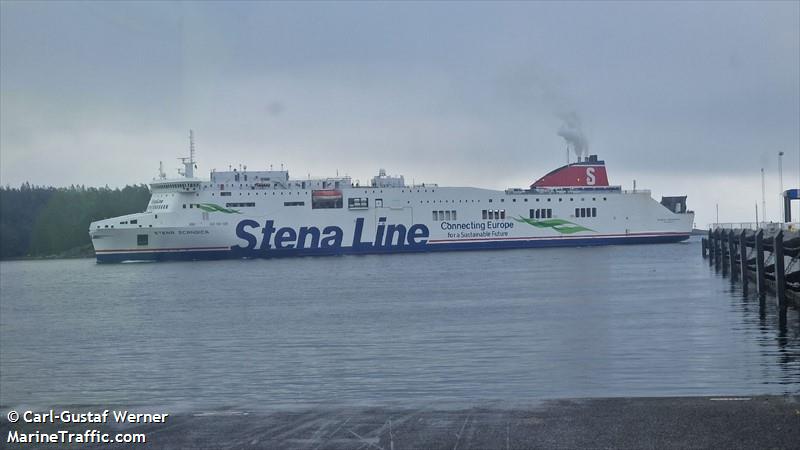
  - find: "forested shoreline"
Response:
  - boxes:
[0,184,151,259]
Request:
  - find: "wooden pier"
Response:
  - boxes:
[702,225,800,307]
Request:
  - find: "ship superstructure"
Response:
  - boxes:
[89,141,693,263]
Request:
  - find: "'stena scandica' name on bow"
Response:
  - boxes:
[233,217,430,251]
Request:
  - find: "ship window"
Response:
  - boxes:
[283,201,304,207]
[375,199,383,208]
[547,198,551,202]
[348,197,369,209]
[438,210,444,219]
[500,210,506,219]
[534,209,539,219]
[452,211,457,220]
[488,199,493,203]
[559,198,563,202]
[575,208,580,217]
[592,207,597,217]
[221,192,232,196]
[482,210,488,219]
[433,211,438,221]
[130,220,137,224]
[445,211,451,220]
[137,234,148,246]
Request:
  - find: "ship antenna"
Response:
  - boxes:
[189,129,196,166]
[158,161,166,180]
[179,129,196,178]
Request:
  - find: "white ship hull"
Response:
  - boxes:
[90,183,693,263]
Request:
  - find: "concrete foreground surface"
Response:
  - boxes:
[3,396,799,449]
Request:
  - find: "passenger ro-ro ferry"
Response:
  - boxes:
[89,141,694,263]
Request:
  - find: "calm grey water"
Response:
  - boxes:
[1,238,798,412]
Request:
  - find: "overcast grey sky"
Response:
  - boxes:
[1,1,798,227]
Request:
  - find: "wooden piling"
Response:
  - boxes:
[774,230,786,307]
[714,229,721,271]
[721,230,729,275]
[739,230,748,294]
[755,230,765,296]
[728,230,737,281]
[708,229,714,265]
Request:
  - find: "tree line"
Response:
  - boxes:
[0,183,151,258]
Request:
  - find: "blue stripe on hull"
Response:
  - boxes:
[95,234,690,263]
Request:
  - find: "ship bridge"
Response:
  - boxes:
[149,179,203,193]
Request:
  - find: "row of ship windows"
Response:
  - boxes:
[416,197,608,205]
[530,209,552,219]
[433,210,457,221]
[183,203,258,209]
[172,188,612,207]
[99,224,154,229]
[528,208,597,219]
[200,190,611,205]
[482,209,506,220]
[149,204,169,210]
[491,197,608,203]
[216,191,310,196]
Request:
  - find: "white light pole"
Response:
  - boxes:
[779,151,785,222]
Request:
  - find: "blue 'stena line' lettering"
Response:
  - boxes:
[232,218,429,252]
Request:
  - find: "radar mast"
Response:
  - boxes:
[179,129,196,178]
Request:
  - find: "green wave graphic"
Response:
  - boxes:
[514,216,594,234]
[197,203,241,214]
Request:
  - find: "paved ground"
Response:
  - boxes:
[3,395,799,449]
